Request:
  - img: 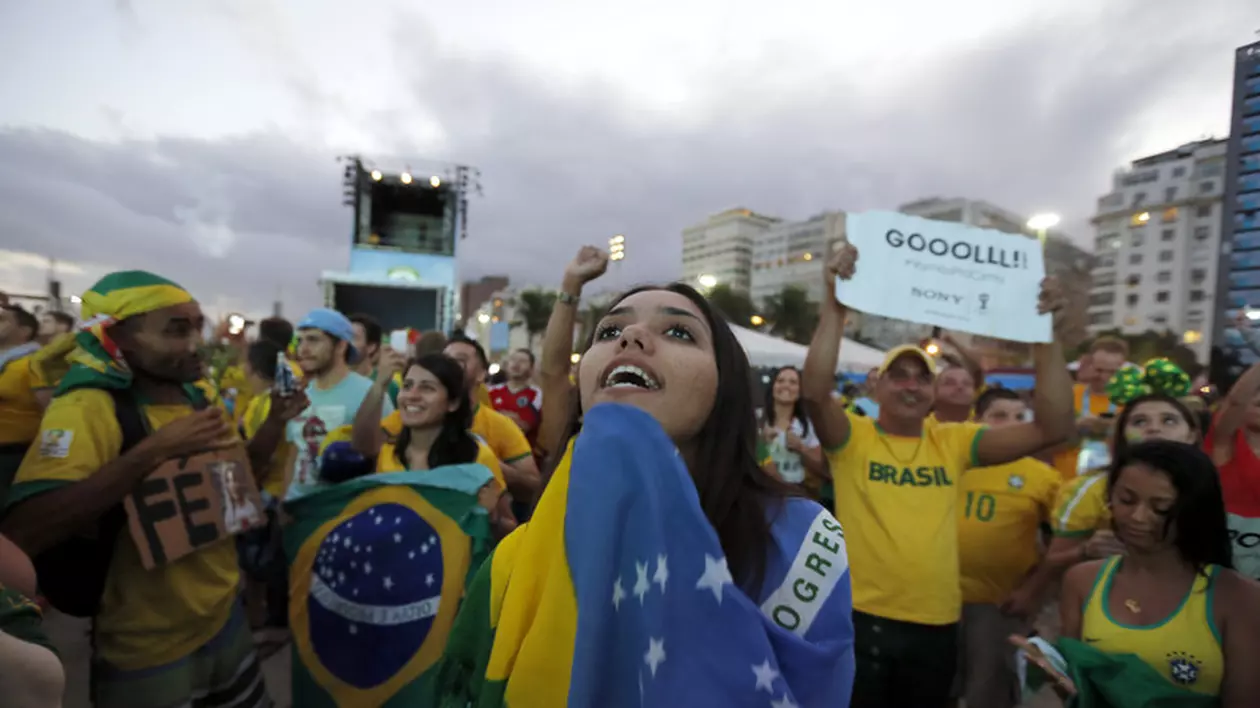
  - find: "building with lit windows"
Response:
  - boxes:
[749,211,845,306]
[1086,139,1228,362]
[1212,40,1260,376]
[681,208,781,292]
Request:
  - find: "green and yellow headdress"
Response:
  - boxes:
[1105,358,1192,407]
[41,270,194,394]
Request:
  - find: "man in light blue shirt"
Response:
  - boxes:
[285,308,393,500]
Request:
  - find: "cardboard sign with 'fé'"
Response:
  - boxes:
[123,444,265,570]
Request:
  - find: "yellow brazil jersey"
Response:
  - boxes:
[376,438,505,489]
[824,411,986,625]
[0,355,41,447]
[958,457,1060,604]
[1052,470,1110,538]
[1053,384,1116,480]
[1081,557,1224,696]
[239,393,295,498]
[7,388,240,671]
[383,404,533,467]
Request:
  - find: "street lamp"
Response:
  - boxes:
[609,234,626,261]
[750,315,765,326]
[1026,213,1060,245]
[697,274,718,289]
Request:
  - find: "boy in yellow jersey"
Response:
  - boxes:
[956,388,1060,708]
[1051,336,1128,479]
[0,304,42,502]
[354,338,541,506]
[801,243,1076,708]
[0,270,304,708]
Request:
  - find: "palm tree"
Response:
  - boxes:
[704,284,757,328]
[762,285,819,345]
[512,289,558,349]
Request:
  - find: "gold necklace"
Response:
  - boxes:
[877,428,927,466]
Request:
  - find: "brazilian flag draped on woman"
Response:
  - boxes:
[284,456,496,707]
[434,403,855,708]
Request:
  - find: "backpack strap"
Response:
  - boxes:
[108,388,150,454]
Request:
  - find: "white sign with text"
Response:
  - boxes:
[838,211,1052,343]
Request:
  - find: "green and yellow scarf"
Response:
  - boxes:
[37,270,194,395]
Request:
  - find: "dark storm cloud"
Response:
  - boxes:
[0,0,1246,315]
[0,129,342,313]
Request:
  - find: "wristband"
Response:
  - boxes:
[557,291,579,306]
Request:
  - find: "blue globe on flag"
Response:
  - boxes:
[306,502,445,688]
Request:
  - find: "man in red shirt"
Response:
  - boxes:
[489,349,542,444]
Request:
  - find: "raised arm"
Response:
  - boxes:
[801,244,857,450]
[537,246,608,458]
[351,349,404,456]
[975,277,1074,466]
[1211,318,1260,465]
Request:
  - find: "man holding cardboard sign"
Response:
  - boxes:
[1,270,305,708]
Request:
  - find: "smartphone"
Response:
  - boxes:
[389,330,410,354]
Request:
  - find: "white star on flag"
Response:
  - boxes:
[612,578,627,610]
[644,637,666,678]
[425,573,435,587]
[364,561,373,575]
[349,624,358,635]
[384,576,394,591]
[408,551,415,560]
[696,554,734,604]
[394,533,402,543]
[429,534,436,544]
[633,561,651,604]
[375,516,383,525]
[653,554,668,592]
[343,538,351,549]
[395,516,401,525]
[752,659,779,693]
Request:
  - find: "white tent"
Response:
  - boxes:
[730,325,884,373]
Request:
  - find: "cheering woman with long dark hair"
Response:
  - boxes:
[435,247,855,708]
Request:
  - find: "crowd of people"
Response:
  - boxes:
[0,240,1257,707]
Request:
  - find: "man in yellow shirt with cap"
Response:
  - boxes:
[802,243,1075,708]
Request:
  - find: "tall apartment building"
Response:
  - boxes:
[1087,139,1229,362]
[1212,40,1260,376]
[681,208,781,292]
[855,198,1083,365]
[749,211,846,305]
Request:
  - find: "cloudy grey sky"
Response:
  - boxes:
[0,0,1253,319]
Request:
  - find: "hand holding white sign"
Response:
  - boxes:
[823,242,859,312]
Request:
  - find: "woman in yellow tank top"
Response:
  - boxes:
[1060,440,1260,704]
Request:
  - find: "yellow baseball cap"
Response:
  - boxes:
[877,344,937,378]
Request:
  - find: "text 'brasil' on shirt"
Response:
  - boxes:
[825,411,985,625]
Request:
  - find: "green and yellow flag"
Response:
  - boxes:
[284,465,495,707]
